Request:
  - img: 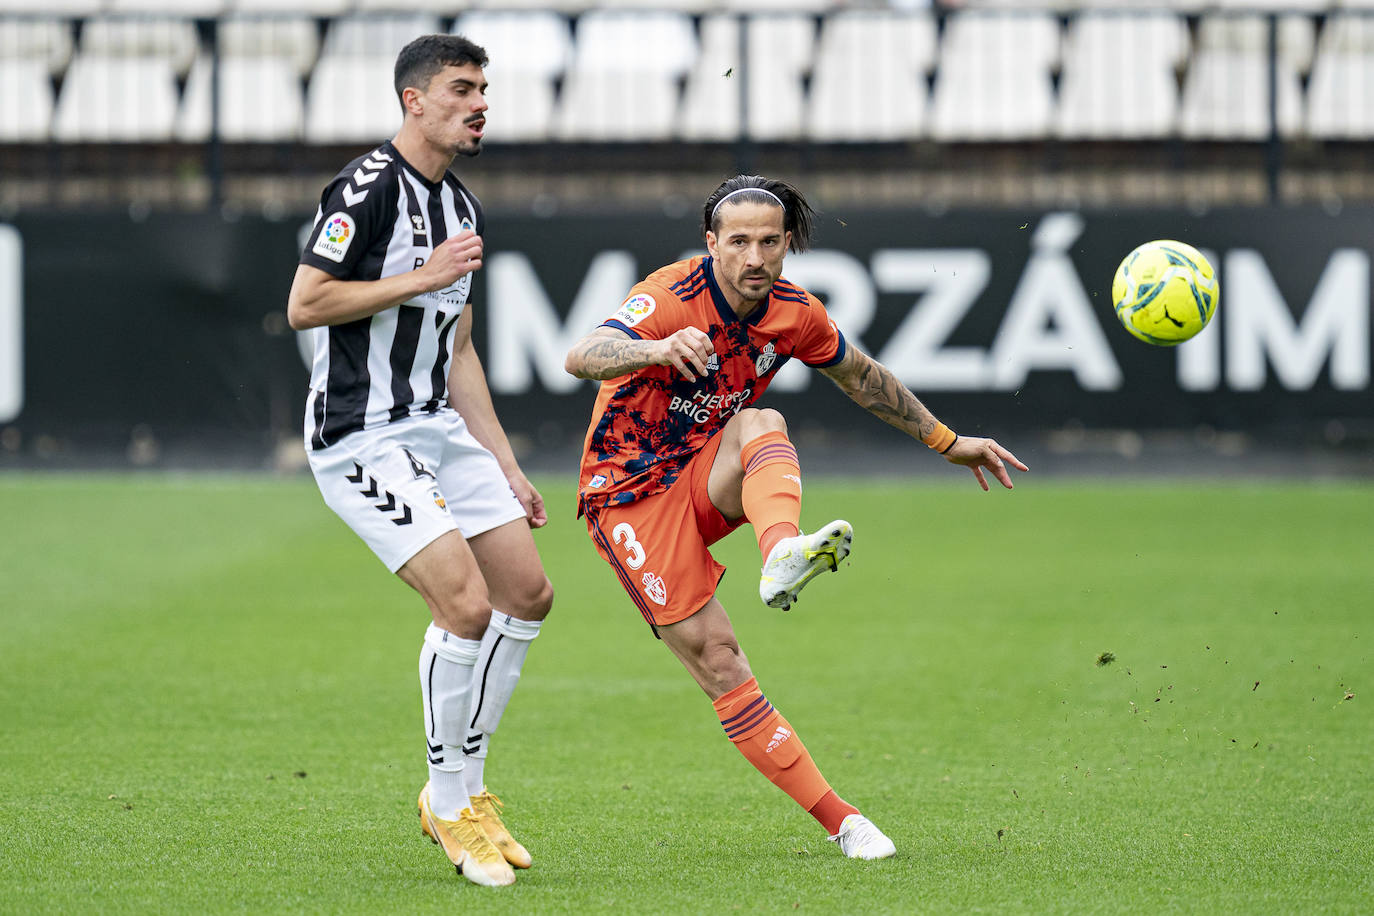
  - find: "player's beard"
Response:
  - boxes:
[734,270,775,304]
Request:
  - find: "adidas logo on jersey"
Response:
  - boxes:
[766,726,792,753]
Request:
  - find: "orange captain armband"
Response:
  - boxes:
[922,422,957,454]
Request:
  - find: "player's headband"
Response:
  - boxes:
[710,187,785,222]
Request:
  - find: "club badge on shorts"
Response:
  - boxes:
[641,571,667,606]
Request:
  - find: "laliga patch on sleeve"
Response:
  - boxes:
[614,293,656,327]
[312,212,355,263]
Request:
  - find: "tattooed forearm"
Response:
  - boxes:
[566,334,659,380]
[823,349,936,440]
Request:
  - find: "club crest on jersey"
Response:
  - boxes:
[755,341,777,376]
[615,294,656,328]
[588,474,607,489]
[313,212,353,263]
[430,488,447,510]
[641,571,667,606]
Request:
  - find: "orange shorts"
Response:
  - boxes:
[583,434,745,631]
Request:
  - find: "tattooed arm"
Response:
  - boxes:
[820,345,1029,490]
[565,325,716,382]
[819,344,940,441]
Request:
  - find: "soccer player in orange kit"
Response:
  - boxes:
[564,175,1027,859]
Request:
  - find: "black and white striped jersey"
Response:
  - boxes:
[299,140,484,451]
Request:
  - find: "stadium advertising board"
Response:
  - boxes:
[3,207,1370,464]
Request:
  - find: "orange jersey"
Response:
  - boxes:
[577,255,845,512]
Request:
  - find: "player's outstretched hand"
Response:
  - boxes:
[943,436,1029,491]
[657,326,715,381]
[418,231,483,292]
[508,471,548,528]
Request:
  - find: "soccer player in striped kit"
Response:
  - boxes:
[565,175,1027,860]
[287,35,549,887]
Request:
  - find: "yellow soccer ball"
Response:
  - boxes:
[1111,240,1219,346]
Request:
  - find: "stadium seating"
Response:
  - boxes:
[5,5,1374,145]
[231,0,351,16]
[217,13,319,77]
[78,14,200,76]
[743,13,816,141]
[1306,14,1374,138]
[304,13,439,143]
[318,11,440,59]
[176,55,304,141]
[53,55,180,141]
[1179,14,1311,139]
[553,9,696,141]
[304,56,399,143]
[0,16,73,73]
[451,10,571,142]
[678,13,741,141]
[0,58,54,141]
[806,10,936,142]
[1055,12,1188,139]
[929,11,1060,140]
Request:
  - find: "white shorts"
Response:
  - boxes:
[307,410,526,572]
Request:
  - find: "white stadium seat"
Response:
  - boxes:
[52,55,180,141]
[1055,12,1188,139]
[1306,14,1374,139]
[553,10,696,142]
[569,10,698,78]
[451,10,572,79]
[553,68,678,141]
[355,0,463,14]
[217,14,320,76]
[304,56,401,144]
[481,71,554,142]
[929,11,1059,141]
[320,13,442,61]
[0,0,102,15]
[0,17,74,75]
[743,13,816,141]
[678,13,741,141]
[78,15,200,77]
[106,0,229,17]
[1179,14,1311,139]
[176,55,304,141]
[807,10,936,142]
[470,0,592,12]
[0,58,55,140]
[229,0,352,16]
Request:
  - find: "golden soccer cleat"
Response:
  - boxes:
[417,783,516,887]
[468,789,532,869]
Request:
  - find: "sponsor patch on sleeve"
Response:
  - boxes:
[613,293,656,327]
[311,212,354,263]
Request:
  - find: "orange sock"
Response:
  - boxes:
[739,431,802,560]
[808,790,860,836]
[713,677,853,831]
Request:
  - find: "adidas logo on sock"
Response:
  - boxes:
[765,726,792,753]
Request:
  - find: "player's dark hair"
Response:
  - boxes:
[394,34,488,110]
[702,175,815,253]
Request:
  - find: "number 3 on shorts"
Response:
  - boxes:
[612,522,646,570]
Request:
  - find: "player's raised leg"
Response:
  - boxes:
[658,599,895,859]
[710,409,852,610]
[458,518,554,869]
[401,531,516,886]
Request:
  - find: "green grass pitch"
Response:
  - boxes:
[1,473,1370,914]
